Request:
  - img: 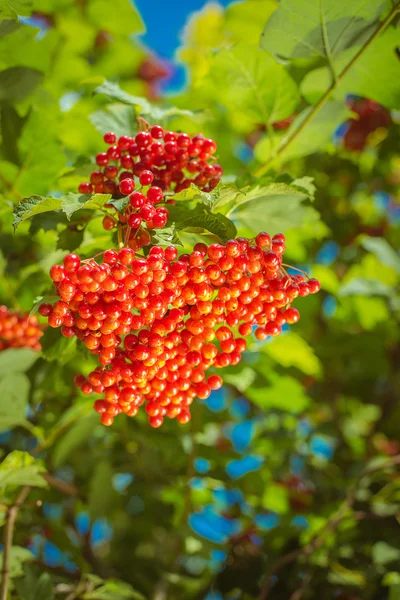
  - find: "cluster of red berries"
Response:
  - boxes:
[77,127,222,250]
[0,305,44,351]
[38,233,320,428]
[344,98,392,151]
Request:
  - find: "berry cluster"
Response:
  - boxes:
[0,306,44,351]
[39,233,320,428]
[78,127,222,251]
[344,98,392,151]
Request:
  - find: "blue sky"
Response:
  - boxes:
[135,0,234,59]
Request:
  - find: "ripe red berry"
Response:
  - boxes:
[102,215,115,231]
[104,132,116,144]
[78,182,92,194]
[147,186,163,204]
[119,178,135,196]
[139,170,154,186]
[150,125,164,139]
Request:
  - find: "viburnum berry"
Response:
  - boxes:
[78,182,92,194]
[0,306,45,351]
[119,178,135,196]
[39,126,322,429]
[104,132,116,145]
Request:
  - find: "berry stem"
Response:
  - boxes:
[0,486,31,600]
[281,264,310,279]
[254,4,400,177]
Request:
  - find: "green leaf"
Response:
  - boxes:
[225,181,315,236]
[0,373,30,432]
[88,461,115,520]
[0,0,32,20]
[261,0,384,60]
[0,66,42,102]
[150,225,182,246]
[215,179,312,217]
[301,28,400,109]
[13,196,62,229]
[172,183,219,209]
[383,573,400,587]
[170,203,237,243]
[389,586,400,600]
[360,237,400,275]
[33,573,54,600]
[372,542,400,565]
[107,197,130,213]
[83,578,145,600]
[262,483,289,514]
[90,104,138,138]
[61,193,112,219]
[224,0,277,44]
[0,451,47,489]
[87,0,144,35]
[0,348,39,376]
[53,413,100,468]
[57,227,85,251]
[15,96,65,196]
[0,547,34,579]
[141,103,197,122]
[0,104,25,164]
[328,563,366,586]
[247,374,310,412]
[29,210,67,235]
[41,328,77,365]
[339,278,392,297]
[255,101,350,164]
[223,366,257,392]
[209,43,299,124]
[261,333,322,377]
[94,80,151,110]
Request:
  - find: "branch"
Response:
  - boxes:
[254,5,400,178]
[42,474,79,497]
[0,486,31,600]
[259,455,400,600]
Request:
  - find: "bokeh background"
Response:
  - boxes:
[0,1,399,599]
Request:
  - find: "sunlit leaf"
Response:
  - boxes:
[261,333,322,377]
[0,373,30,431]
[0,451,47,489]
[61,193,112,219]
[13,196,62,229]
[90,104,138,137]
[261,0,385,61]
[209,43,300,124]
[301,29,400,109]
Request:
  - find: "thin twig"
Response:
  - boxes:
[42,473,79,497]
[0,486,31,600]
[255,5,400,177]
[289,571,313,600]
[259,455,400,600]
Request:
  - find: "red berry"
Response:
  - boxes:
[119,178,135,196]
[139,170,154,186]
[104,132,116,144]
[102,215,115,231]
[150,125,164,139]
[78,182,92,194]
[147,186,163,204]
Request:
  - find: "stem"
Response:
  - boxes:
[265,121,277,158]
[259,454,400,600]
[254,5,400,178]
[42,474,79,497]
[0,487,31,600]
[320,0,337,84]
